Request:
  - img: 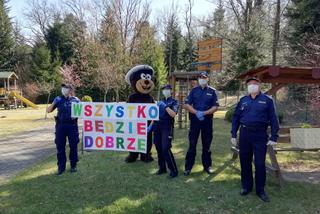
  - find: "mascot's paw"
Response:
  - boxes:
[125,155,138,163]
[140,153,154,163]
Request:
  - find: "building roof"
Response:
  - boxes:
[168,71,211,80]
[237,66,320,84]
[0,72,19,79]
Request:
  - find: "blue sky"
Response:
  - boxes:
[8,0,216,36]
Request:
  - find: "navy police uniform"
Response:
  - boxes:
[185,84,219,171]
[231,92,279,195]
[53,95,80,172]
[154,86,179,176]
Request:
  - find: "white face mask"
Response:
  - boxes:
[162,89,171,98]
[198,78,208,87]
[61,87,70,97]
[247,84,260,94]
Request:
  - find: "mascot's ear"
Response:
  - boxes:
[125,64,154,85]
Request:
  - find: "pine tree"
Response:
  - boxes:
[44,21,75,64]
[0,0,14,70]
[30,42,61,85]
[163,18,184,74]
[286,0,320,49]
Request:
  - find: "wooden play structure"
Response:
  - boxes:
[231,65,320,187]
[169,38,223,128]
[0,72,37,109]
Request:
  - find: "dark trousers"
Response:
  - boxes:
[154,122,178,173]
[185,116,213,170]
[55,123,79,170]
[239,126,268,194]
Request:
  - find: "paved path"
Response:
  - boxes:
[0,125,56,185]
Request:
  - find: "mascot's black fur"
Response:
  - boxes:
[125,65,155,163]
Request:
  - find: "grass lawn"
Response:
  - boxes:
[0,105,55,139]
[0,113,319,214]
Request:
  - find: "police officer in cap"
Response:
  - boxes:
[184,71,219,176]
[231,77,279,202]
[154,84,179,178]
[47,84,80,175]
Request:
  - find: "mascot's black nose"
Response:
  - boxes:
[144,80,150,85]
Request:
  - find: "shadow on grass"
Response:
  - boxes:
[0,119,320,214]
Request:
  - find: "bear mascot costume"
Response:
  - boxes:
[124,64,155,163]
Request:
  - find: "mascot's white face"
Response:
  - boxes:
[125,65,155,94]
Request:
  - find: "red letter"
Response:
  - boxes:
[95,120,104,133]
[95,136,103,148]
[127,138,136,150]
[137,122,146,135]
[137,105,146,118]
[84,120,93,132]
[84,105,92,117]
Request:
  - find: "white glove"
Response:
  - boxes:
[267,140,277,146]
[231,138,237,146]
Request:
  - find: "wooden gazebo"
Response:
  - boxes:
[237,65,320,94]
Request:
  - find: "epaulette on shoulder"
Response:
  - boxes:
[208,86,216,91]
[263,93,273,100]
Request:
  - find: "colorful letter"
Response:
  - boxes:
[95,104,103,117]
[106,136,114,148]
[148,106,158,119]
[105,105,113,117]
[127,138,136,151]
[137,105,146,118]
[105,122,114,133]
[95,136,104,148]
[116,121,124,134]
[84,104,92,117]
[137,138,146,152]
[84,120,93,132]
[137,122,146,135]
[116,137,125,149]
[95,120,104,133]
[115,106,124,118]
[127,105,135,118]
[72,103,82,117]
[84,136,93,148]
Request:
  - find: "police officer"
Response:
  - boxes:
[154,84,179,178]
[184,72,219,176]
[231,77,279,202]
[47,84,80,175]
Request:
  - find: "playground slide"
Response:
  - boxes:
[10,91,38,109]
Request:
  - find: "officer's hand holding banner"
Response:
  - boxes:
[71,102,159,153]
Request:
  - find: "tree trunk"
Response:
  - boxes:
[116,87,119,102]
[45,92,51,120]
[272,0,281,66]
[104,89,109,102]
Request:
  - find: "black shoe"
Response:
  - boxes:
[257,192,270,202]
[156,169,167,175]
[140,154,154,163]
[168,172,178,179]
[184,170,191,176]
[204,167,214,174]
[125,155,137,163]
[240,189,251,196]
[57,169,65,176]
[70,167,77,173]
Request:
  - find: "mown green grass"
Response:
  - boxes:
[0,116,319,214]
[0,105,55,139]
